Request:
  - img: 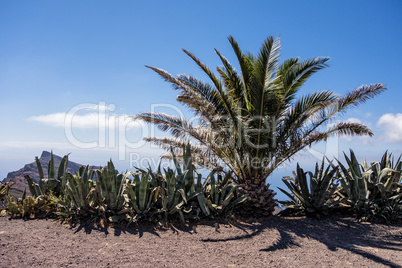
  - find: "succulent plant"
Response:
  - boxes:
[158,167,188,222]
[126,170,162,220]
[205,171,248,215]
[59,165,100,216]
[167,144,211,220]
[25,152,69,198]
[278,158,346,216]
[0,182,15,201]
[336,150,402,223]
[95,160,129,212]
[4,195,57,218]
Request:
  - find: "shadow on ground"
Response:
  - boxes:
[203,216,402,268]
[66,215,402,267]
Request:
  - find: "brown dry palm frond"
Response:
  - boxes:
[134,35,386,184]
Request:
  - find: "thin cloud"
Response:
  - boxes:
[29,102,142,129]
[339,117,373,144]
[29,112,143,130]
[377,113,402,143]
[29,113,68,127]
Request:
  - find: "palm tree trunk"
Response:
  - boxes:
[237,178,277,217]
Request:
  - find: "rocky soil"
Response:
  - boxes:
[1,215,401,267]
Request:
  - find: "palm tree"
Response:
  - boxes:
[133,35,386,217]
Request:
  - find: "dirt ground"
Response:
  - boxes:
[0,215,401,268]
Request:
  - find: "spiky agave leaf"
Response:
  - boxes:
[279,160,344,215]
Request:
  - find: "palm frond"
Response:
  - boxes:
[182,49,222,91]
[228,36,254,98]
[336,83,387,115]
[145,66,186,91]
[215,49,244,101]
[285,57,330,93]
[133,112,195,139]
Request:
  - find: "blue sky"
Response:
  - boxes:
[1,1,401,199]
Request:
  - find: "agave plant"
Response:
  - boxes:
[156,145,210,222]
[205,171,248,216]
[125,145,205,224]
[134,35,386,217]
[336,150,402,223]
[65,166,98,208]
[126,170,162,221]
[278,159,345,216]
[159,166,191,222]
[25,152,69,198]
[170,145,210,219]
[165,144,249,219]
[57,165,101,221]
[95,160,129,213]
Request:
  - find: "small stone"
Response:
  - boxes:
[215,223,220,232]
